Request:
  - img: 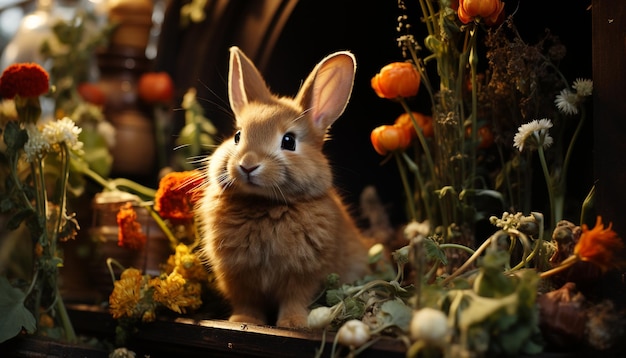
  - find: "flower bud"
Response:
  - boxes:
[410,308,449,346]
[337,319,371,348]
[307,306,334,329]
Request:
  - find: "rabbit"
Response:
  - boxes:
[196,46,371,328]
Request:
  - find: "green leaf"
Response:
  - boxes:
[3,121,27,153]
[424,237,447,265]
[0,277,36,343]
[378,298,412,332]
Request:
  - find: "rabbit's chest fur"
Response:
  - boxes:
[198,190,352,294]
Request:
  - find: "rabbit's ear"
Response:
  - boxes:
[228,46,273,118]
[296,51,356,131]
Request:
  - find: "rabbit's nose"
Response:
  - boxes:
[240,164,259,174]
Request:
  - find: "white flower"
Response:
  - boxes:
[336,319,371,348]
[24,123,49,162]
[307,306,334,329]
[23,117,84,162]
[410,307,450,346]
[42,117,83,150]
[42,117,84,156]
[554,89,578,115]
[404,220,430,240]
[572,78,593,97]
[513,118,553,152]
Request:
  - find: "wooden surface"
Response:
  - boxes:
[593,1,626,237]
[65,304,407,358]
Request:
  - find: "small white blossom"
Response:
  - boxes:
[42,117,84,156]
[307,306,334,329]
[572,78,593,97]
[404,220,430,240]
[554,89,578,115]
[513,118,553,152]
[336,319,371,348]
[109,347,136,358]
[24,124,49,161]
[410,307,450,346]
[42,117,83,151]
[23,118,84,162]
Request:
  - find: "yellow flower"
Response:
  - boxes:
[164,244,209,282]
[150,271,202,314]
[109,268,144,319]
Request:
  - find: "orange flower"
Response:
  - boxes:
[574,216,625,272]
[0,63,49,99]
[458,0,505,26]
[395,111,434,139]
[371,62,421,99]
[371,124,412,156]
[77,82,106,106]
[466,124,494,149]
[137,72,174,104]
[116,202,147,250]
[154,170,204,224]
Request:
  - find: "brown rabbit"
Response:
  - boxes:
[196,46,370,328]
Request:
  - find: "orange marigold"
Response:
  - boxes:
[154,170,204,223]
[116,202,147,250]
[0,63,50,99]
[574,216,625,272]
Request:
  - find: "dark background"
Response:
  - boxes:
[155,0,594,228]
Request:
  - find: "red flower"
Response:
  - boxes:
[574,216,625,272]
[371,62,421,99]
[154,170,204,224]
[458,0,505,26]
[0,63,50,99]
[117,202,147,250]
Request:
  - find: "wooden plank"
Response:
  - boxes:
[593,1,626,237]
[65,304,406,357]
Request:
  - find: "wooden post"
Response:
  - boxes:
[593,1,626,237]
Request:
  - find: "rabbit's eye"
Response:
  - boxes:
[281,132,296,151]
[234,130,241,144]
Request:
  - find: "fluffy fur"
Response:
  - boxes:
[196,46,369,328]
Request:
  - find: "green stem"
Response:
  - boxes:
[55,288,76,343]
[400,99,437,189]
[405,41,435,107]
[539,255,579,279]
[417,0,435,37]
[537,146,556,231]
[439,243,476,256]
[81,165,157,198]
[468,26,478,190]
[440,230,505,286]
[109,178,157,198]
[145,205,179,251]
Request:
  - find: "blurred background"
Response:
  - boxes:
[0,0,593,228]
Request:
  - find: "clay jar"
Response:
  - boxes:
[97,0,156,177]
[97,46,156,177]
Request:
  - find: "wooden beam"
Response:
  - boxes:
[592,0,626,237]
